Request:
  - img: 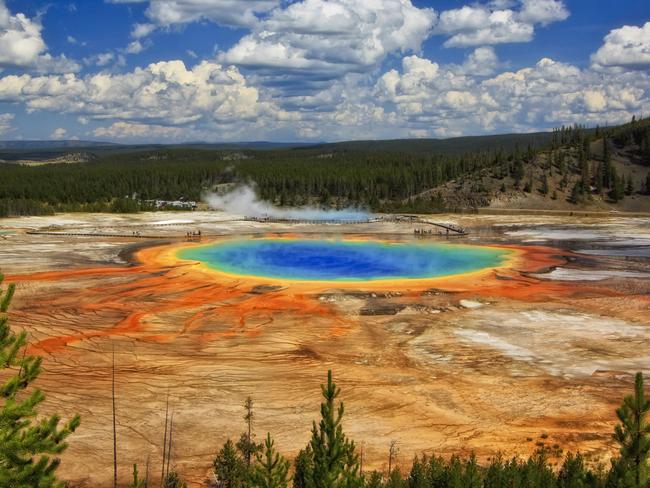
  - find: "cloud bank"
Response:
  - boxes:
[0,0,649,142]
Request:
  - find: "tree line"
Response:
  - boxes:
[1,118,650,217]
[1,276,650,487]
[0,147,517,216]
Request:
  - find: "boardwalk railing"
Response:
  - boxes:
[385,215,468,235]
[244,217,382,225]
[23,214,468,238]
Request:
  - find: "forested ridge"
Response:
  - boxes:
[1,120,650,217]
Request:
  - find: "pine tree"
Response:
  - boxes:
[639,130,650,163]
[237,396,261,468]
[0,273,80,487]
[162,470,187,488]
[521,449,556,487]
[484,454,508,488]
[582,137,591,160]
[426,455,451,486]
[609,168,625,203]
[306,370,362,488]
[364,471,382,488]
[558,151,567,175]
[558,452,588,488]
[570,181,585,204]
[596,162,605,194]
[128,464,145,488]
[613,372,650,488]
[447,455,464,487]
[384,468,405,488]
[463,453,482,488]
[512,160,525,188]
[407,456,427,488]
[540,174,549,196]
[292,447,312,488]
[213,439,247,488]
[603,136,613,188]
[250,433,289,488]
[0,277,13,313]
[606,458,629,488]
[580,148,590,188]
[526,143,535,161]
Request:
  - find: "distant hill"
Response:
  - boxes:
[0,140,318,162]
[0,140,313,151]
[0,140,119,162]
[310,132,556,155]
[0,140,118,150]
[181,141,317,150]
[0,132,555,160]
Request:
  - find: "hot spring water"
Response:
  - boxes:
[178,238,511,281]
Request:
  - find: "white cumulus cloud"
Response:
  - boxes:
[219,0,435,86]
[0,0,78,73]
[518,0,569,25]
[591,22,650,69]
[0,4,647,144]
[0,60,290,133]
[0,112,13,135]
[50,127,67,139]
[459,47,500,76]
[433,0,569,48]
[375,54,650,137]
[110,0,279,30]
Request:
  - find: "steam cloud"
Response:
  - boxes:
[204,184,371,221]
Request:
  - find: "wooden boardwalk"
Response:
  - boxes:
[23,215,468,239]
[244,215,467,234]
[387,215,468,235]
[244,217,381,225]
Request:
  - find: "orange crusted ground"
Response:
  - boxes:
[4,236,649,487]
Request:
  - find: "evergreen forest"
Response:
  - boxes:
[2,119,650,218]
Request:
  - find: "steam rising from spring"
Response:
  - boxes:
[204,184,371,221]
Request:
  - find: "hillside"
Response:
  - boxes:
[407,121,650,213]
[0,120,649,216]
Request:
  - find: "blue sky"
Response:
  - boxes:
[0,0,649,142]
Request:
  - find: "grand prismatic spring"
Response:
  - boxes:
[1,212,649,486]
[177,239,512,282]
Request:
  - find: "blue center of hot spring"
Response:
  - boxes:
[178,239,510,282]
